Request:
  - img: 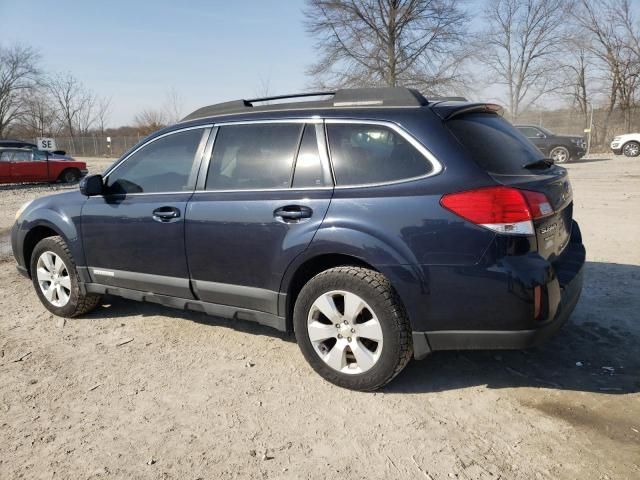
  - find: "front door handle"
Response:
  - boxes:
[274,205,313,222]
[152,206,181,222]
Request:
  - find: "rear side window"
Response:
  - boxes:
[447,114,544,174]
[326,123,431,186]
[292,125,325,188]
[106,128,204,194]
[206,123,302,190]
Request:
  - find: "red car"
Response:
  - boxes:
[0,146,88,184]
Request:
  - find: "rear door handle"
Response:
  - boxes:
[152,206,181,222]
[274,205,313,222]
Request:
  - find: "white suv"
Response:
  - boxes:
[611,133,640,157]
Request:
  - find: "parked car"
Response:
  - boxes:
[12,88,585,391]
[0,146,87,184]
[610,133,640,157]
[515,125,587,163]
[0,139,70,158]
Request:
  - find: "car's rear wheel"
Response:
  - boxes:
[550,146,570,163]
[30,236,101,317]
[60,168,80,183]
[293,266,412,391]
[623,141,640,157]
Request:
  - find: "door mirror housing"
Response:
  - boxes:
[536,132,545,138]
[80,174,104,196]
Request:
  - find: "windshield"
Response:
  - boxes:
[447,113,545,174]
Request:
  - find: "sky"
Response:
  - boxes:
[1,0,317,126]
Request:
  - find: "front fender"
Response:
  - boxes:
[12,191,86,271]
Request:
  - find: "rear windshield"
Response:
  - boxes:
[447,113,544,174]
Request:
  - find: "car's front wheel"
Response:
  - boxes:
[623,141,640,157]
[294,266,413,391]
[550,146,570,163]
[30,236,101,317]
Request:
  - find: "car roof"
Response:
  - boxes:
[182,87,431,122]
[0,140,37,148]
[179,87,503,130]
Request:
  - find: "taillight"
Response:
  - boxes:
[440,186,553,235]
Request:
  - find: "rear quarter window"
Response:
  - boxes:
[447,114,544,174]
[326,123,432,186]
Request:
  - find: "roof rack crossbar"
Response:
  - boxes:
[245,91,335,104]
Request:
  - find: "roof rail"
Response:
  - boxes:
[182,87,429,121]
[430,96,469,102]
[245,91,334,104]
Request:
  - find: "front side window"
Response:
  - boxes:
[206,123,302,190]
[106,128,204,194]
[326,123,432,186]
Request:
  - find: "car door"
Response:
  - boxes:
[185,121,334,315]
[81,126,210,298]
[10,149,49,182]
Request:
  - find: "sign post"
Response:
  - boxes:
[37,138,57,151]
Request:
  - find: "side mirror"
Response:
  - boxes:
[536,132,545,138]
[80,174,104,196]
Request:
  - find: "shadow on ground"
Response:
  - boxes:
[0,182,75,192]
[571,156,612,164]
[77,261,640,396]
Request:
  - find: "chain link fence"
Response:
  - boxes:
[47,135,142,158]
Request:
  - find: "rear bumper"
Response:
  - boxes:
[412,221,586,359]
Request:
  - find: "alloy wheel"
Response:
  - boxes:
[307,290,383,374]
[624,142,640,157]
[550,147,569,163]
[36,251,71,307]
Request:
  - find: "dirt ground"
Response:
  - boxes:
[0,154,638,480]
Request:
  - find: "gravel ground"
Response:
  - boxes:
[0,155,639,479]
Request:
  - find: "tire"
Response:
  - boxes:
[30,236,101,317]
[549,146,570,163]
[623,141,640,157]
[60,168,80,184]
[293,266,413,391]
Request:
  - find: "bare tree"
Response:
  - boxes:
[163,87,184,124]
[304,0,470,93]
[134,108,167,135]
[560,37,593,126]
[0,44,40,137]
[95,96,112,135]
[481,0,573,121]
[47,73,93,140]
[18,88,60,138]
[573,0,640,134]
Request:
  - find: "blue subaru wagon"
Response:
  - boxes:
[12,88,585,390]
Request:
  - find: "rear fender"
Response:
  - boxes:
[279,226,429,329]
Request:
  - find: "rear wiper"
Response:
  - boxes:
[523,158,554,169]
